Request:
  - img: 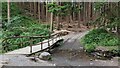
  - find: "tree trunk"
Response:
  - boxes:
[56,2,60,30]
[7,0,10,25]
[34,2,36,18]
[30,2,32,13]
[46,0,48,22]
[50,0,53,32]
[38,2,41,23]
[78,2,81,28]
[90,2,93,20]
[72,2,75,23]
[41,3,45,22]
[83,2,86,25]
[117,2,120,35]
[85,2,89,27]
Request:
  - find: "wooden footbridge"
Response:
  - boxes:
[2,31,66,55]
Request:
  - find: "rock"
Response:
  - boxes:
[39,52,51,60]
[1,58,9,64]
[1,61,9,64]
[95,59,98,61]
[90,59,93,61]
[53,64,56,66]
[0,64,3,68]
[96,52,102,56]
[29,57,38,62]
[79,47,83,49]
[68,25,72,28]
[91,52,97,56]
[97,56,101,59]
[90,62,94,65]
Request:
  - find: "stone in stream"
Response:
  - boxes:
[39,52,51,60]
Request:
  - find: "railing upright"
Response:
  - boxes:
[30,42,32,54]
[41,38,43,50]
[60,32,62,39]
[48,34,50,47]
[52,35,54,44]
[55,34,57,41]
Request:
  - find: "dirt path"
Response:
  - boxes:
[59,31,88,50]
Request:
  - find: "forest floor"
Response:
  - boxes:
[0,31,119,67]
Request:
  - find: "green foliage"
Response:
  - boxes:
[84,43,96,53]
[47,2,82,16]
[82,28,119,46]
[1,3,50,52]
[93,2,120,33]
[2,17,50,52]
[81,28,120,53]
[48,3,68,16]
[93,2,106,11]
[2,3,22,18]
[2,19,50,52]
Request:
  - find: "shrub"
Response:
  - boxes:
[84,43,96,53]
[81,28,120,53]
[81,28,119,46]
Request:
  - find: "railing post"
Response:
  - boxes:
[48,34,50,47]
[58,33,60,40]
[56,34,57,41]
[52,35,54,44]
[54,37,55,43]
[60,32,62,39]
[30,38,32,54]
[48,39,50,46]
[41,38,43,50]
[30,44,32,53]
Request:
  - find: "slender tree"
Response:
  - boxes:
[46,0,48,22]
[34,1,37,18]
[38,2,41,23]
[29,2,32,13]
[50,0,53,32]
[7,0,10,25]
[56,2,60,30]
[78,2,81,28]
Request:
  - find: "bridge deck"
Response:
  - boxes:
[5,37,61,55]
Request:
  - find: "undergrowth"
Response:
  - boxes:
[1,3,50,52]
[81,28,120,53]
